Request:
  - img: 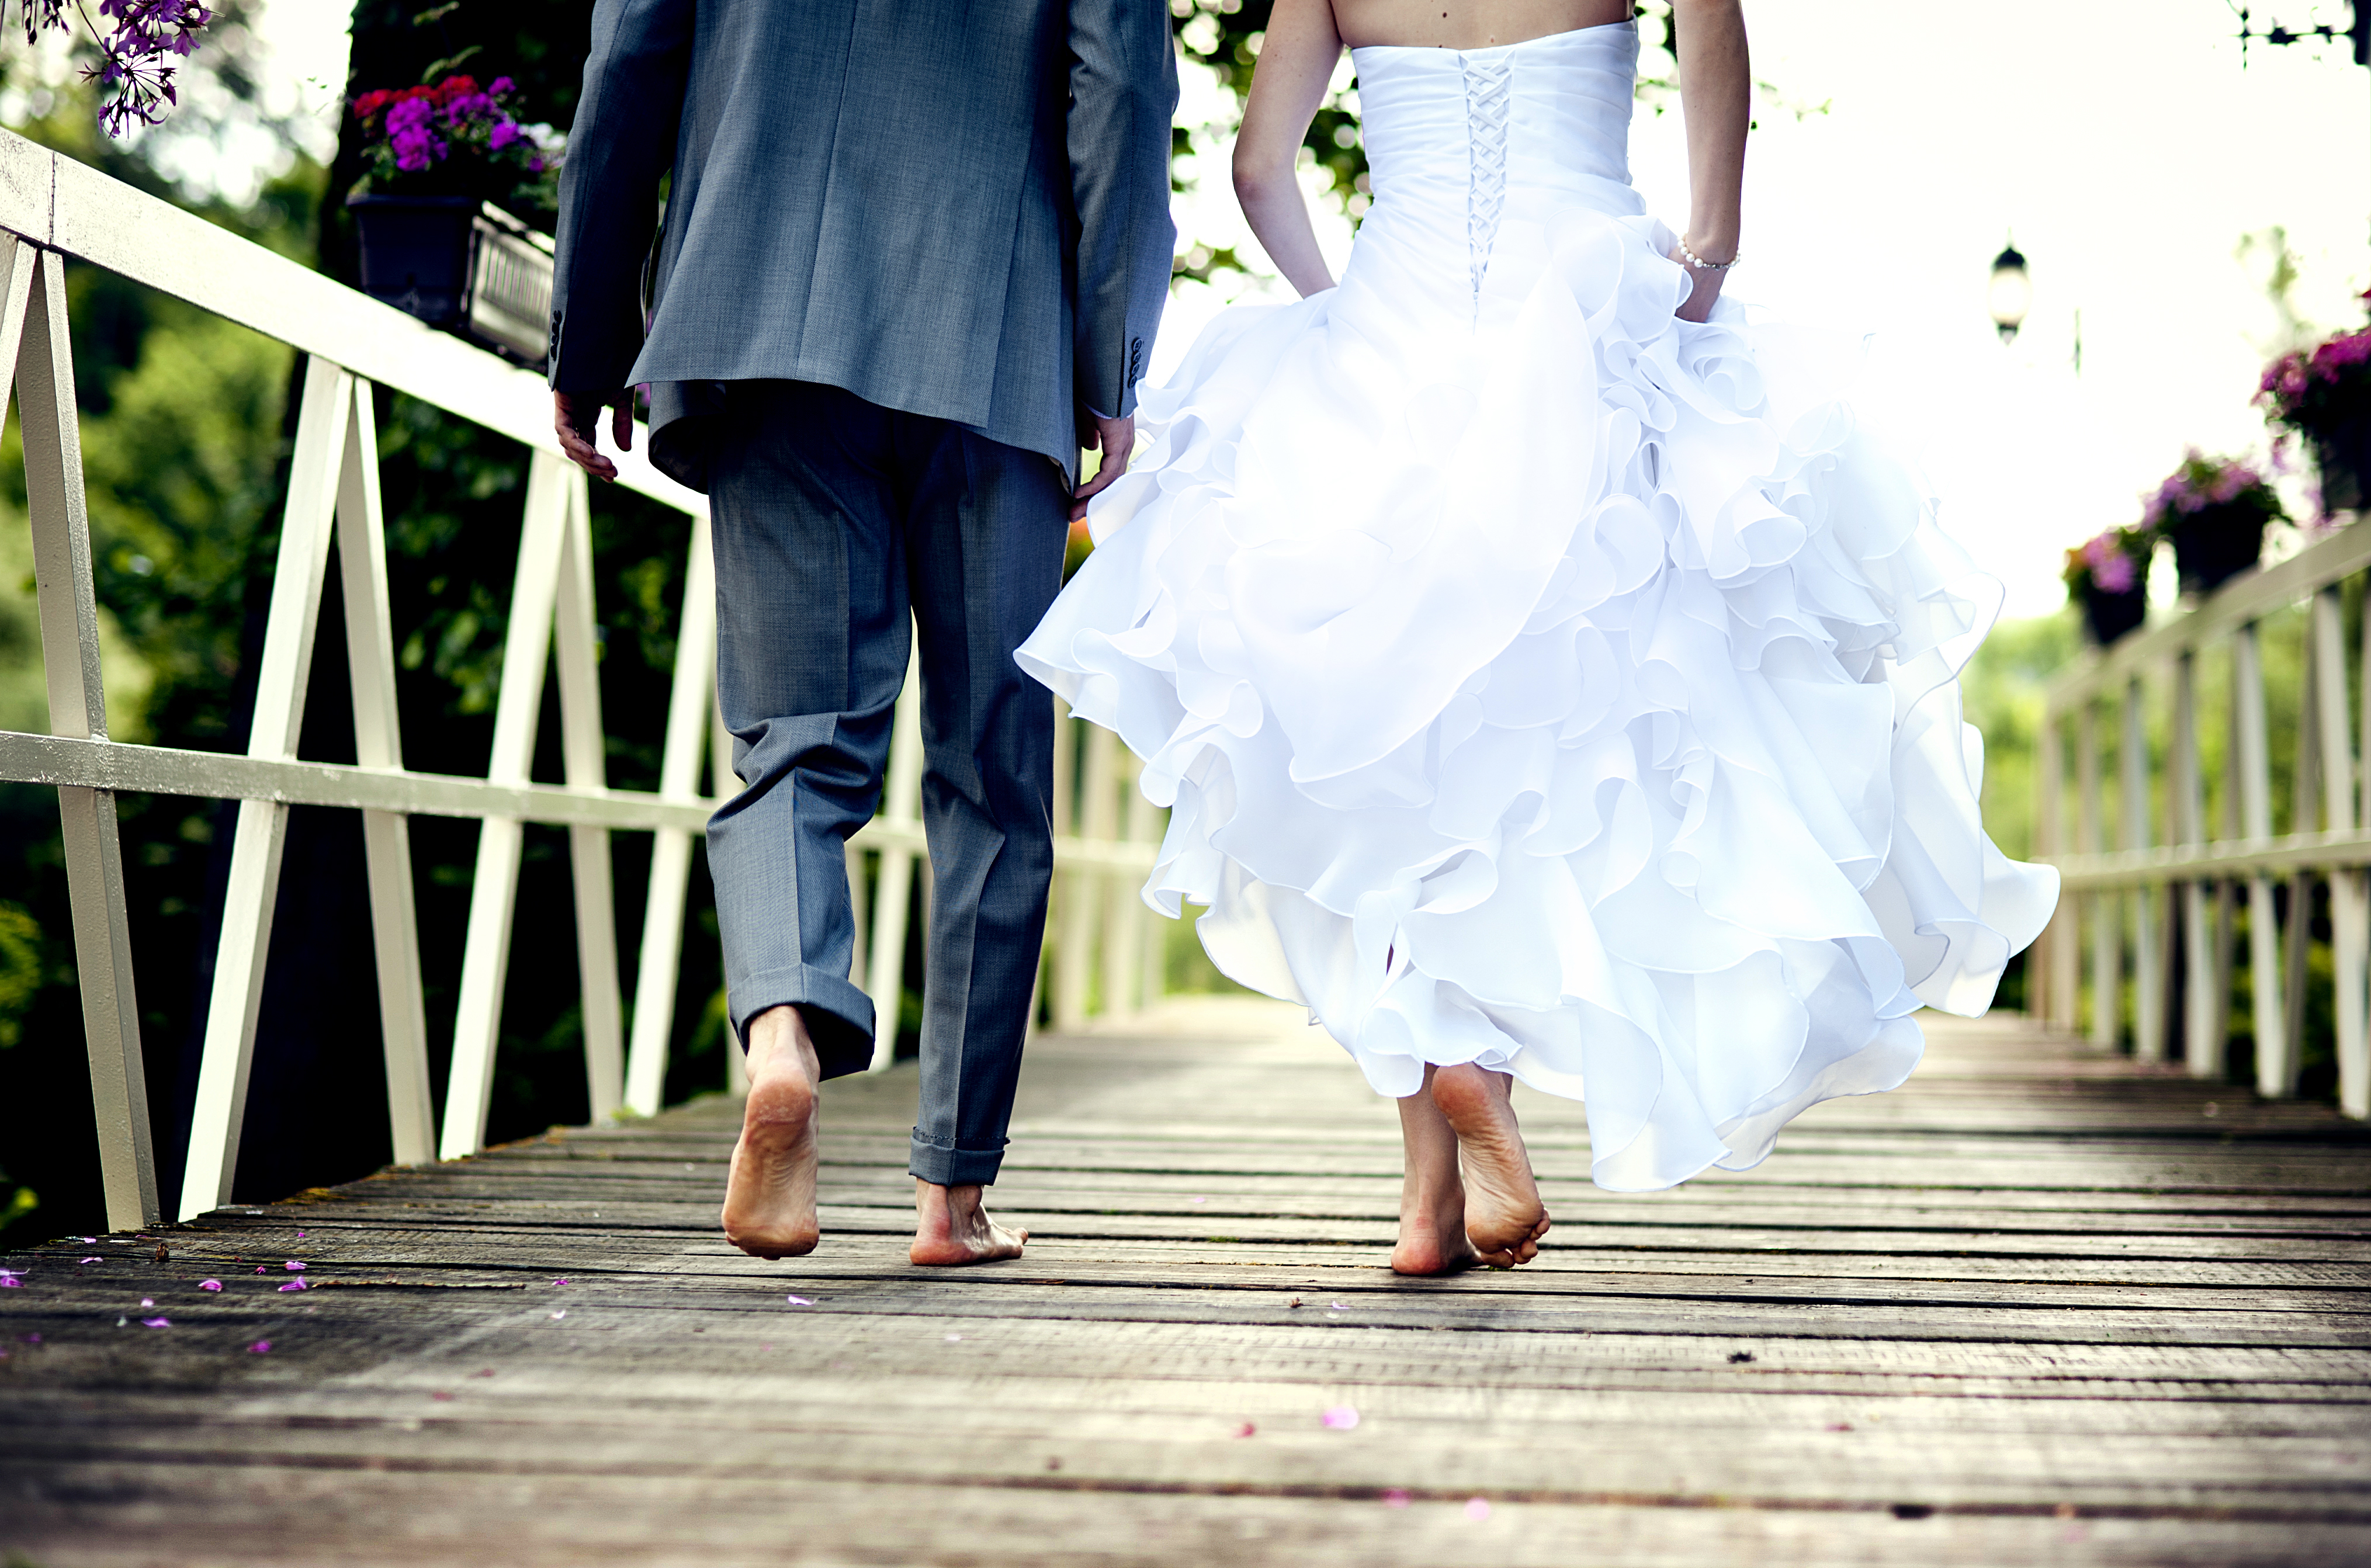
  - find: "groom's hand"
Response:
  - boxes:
[554,390,633,483]
[1070,410,1136,522]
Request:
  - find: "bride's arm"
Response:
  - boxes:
[1671,0,1748,322]
[1232,0,1344,297]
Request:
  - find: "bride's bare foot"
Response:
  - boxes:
[1429,1063,1550,1268]
[1392,1078,1479,1276]
[910,1181,1028,1267]
[720,1006,823,1260]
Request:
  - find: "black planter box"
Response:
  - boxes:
[2077,584,2147,646]
[2163,504,2266,598]
[350,195,554,367]
[2313,414,2371,514]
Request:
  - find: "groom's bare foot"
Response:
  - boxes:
[1392,1076,1479,1276]
[1429,1063,1550,1268]
[910,1180,1028,1267]
[720,1007,823,1260]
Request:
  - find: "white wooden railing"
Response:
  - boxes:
[2031,516,2371,1118]
[0,133,1165,1232]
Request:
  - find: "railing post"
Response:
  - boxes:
[182,358,351,1217]
[1056,719,1115,1030]
[441,452,571,1159]
[1124,752,1163,1012]
[335,377,435,1165]
[553,467,625,1122]
[2315,585,2368,1116]
[2172,649,2221,1077]
[2234,619,2290,1096]
[623,512,718,1117]
[2078,699,2116,1046]
[1102,745,1141,1017]
[2032,704,2058,1024]
[2283,639,2322,1077]
[865,642,924,1071]
[2122,674,2165,1063]
[10,238,158,1229]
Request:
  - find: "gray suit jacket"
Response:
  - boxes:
[549,0,1177,488]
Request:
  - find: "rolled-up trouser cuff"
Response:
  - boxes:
[732,963,875,1081]
[910,1130,1007,1187]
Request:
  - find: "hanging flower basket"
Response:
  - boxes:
[349,197,555,365]
[2141,449,2284,598]
[2075,582,2147,646]
[2259,324,2371,517]
[346,74,559,366]
[2064,525,2152,646]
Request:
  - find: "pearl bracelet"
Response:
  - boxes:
[1677,237,1738,271]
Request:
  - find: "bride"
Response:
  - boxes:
[1020,0,2059,1274]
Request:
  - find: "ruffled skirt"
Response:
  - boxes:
[1018,203,2058,1191]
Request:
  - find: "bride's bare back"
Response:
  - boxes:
[1240,0,1743,317]
[1328,0,1635,50]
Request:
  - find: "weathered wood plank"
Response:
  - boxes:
[5,1004,2369,1566]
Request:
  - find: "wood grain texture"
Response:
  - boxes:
[4,998,2369,1565]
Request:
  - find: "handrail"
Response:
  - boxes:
[2043,522,2371,707]
[0,130,1166,1231]
[2032,511,2369,1119]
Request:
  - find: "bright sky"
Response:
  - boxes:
[1166,0,2371,619]
[229,3,2367,619]
[133,0,351,198]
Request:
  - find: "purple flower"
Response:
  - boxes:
[489,76,515,96]
[2093,553,2137,594]
[385,96,446,171]
[489,120,521,152]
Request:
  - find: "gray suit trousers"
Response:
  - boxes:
[705,381,1069,1187]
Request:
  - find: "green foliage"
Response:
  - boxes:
[1959,612,2079,865]
[0,900,39,1049]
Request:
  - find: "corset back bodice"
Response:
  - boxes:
[1349,23,1646,319]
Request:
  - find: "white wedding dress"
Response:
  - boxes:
[1017,22,2059,1191]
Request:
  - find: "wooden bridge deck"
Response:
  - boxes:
[4,999,2369,1565]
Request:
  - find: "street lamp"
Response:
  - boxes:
[1988,238,2031,344]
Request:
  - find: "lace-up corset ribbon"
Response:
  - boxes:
[1346,25,1647,332]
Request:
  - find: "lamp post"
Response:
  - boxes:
[1989,238,2031,344]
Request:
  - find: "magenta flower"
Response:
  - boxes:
[284,1261,306,1271]
[1320,1405,1361,1430]
[248,1340,271,1354]
[278,1280,306,1293]
[199,1279,221,1291]
[2093,553,2136,594]
[488,120,521,152]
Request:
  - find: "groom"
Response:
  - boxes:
[548,1,1175,1263]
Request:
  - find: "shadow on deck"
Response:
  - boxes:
[4,1000,2369,1564]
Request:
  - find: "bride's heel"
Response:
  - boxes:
[1429,1064,1549,1267]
